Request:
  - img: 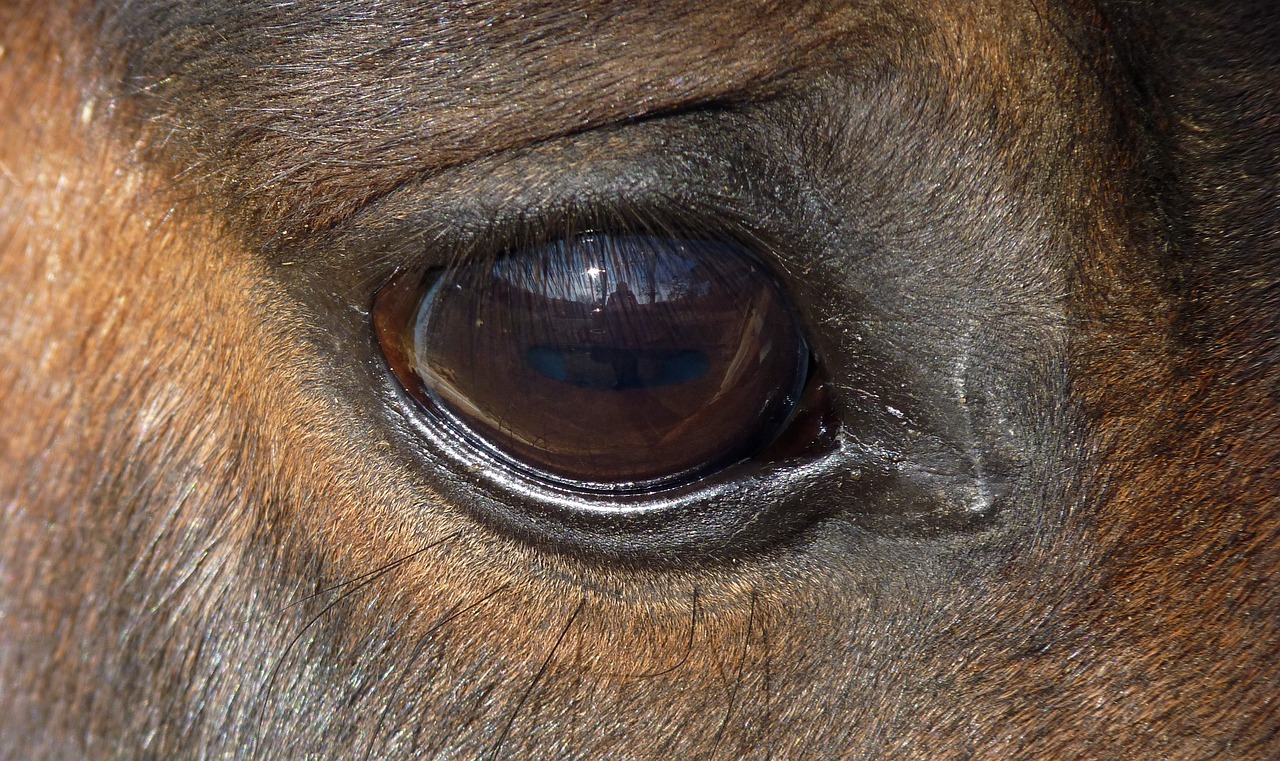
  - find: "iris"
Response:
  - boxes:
[376,233,810,490]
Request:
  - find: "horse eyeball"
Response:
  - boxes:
[374,233,810,491]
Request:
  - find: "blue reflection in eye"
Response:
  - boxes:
[525,346,710,389]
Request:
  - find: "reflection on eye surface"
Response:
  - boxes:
[375,233,811,490]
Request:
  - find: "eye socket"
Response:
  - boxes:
[374,232,812,492]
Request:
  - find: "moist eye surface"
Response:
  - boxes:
[375,232,811,490]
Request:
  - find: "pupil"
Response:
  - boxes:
[396,233,808,488]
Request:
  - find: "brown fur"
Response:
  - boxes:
[1,1,1276,758]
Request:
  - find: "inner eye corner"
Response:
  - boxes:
[372,227,837,504]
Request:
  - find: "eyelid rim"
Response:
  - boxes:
[367,238,865,565]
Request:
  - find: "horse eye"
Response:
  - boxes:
[374,233,812,491]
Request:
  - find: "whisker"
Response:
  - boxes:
[251,533,459,754]
[710,588,756,757]
[608,586,699,680]
[759,604,774,758]
[274,531,463,615]
[488,597,586,760]
[362,583,513,761]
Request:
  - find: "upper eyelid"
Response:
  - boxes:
[321,145,796,290]
[291,83,920,285]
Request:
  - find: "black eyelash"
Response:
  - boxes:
[470,218,774,297]
[340,182,794,304]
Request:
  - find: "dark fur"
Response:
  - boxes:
[0,1,1276,758]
